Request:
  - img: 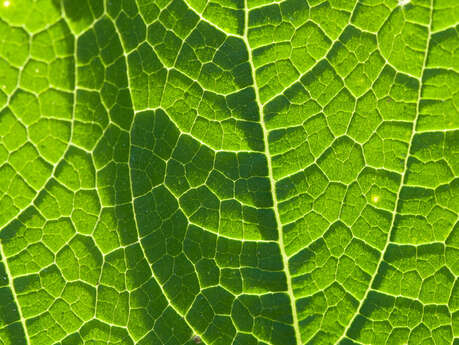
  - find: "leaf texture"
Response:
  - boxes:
[0,0,458,344]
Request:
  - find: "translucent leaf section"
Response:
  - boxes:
[0,0,457,345]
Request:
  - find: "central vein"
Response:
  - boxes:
[242,3,302,345]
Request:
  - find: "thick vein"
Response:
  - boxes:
[242,3,302,345]
[0,241,30,344]
[107,15,205,343]
[335,2,434,342]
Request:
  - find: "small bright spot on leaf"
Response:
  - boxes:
[372,195,380,203]
[398,0,410,6]
[3,0,10,7]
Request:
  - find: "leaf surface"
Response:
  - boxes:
[0,0,458,344]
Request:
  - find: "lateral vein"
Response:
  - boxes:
[242,3,303,345]
[336,1,435,342]
[0,240,30,345]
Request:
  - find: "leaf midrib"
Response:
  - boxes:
[242,2,303,345]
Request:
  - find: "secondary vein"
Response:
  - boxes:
[0,240,31,345]
[336,1,434,342]
[242,3,303,345]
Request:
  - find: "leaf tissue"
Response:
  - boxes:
[0,0,457,344]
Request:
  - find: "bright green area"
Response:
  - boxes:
[0,0,457,344]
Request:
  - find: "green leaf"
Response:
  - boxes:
[0,0,458,344]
